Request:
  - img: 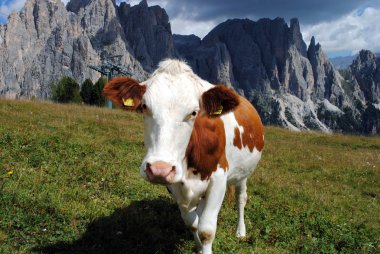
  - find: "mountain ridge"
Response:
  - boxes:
[330,53,380,70]
[0,0,378,134]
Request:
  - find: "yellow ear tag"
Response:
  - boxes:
[122,98,134,107]
[210,105,223,115]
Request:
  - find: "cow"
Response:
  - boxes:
[103,59,264,254]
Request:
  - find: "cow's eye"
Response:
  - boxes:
[142,104,147,110]
[184,111,198,121]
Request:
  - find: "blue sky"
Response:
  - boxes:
[1,0,379,58]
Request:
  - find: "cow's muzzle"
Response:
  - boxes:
[145,161,176,184]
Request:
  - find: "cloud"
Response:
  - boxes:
[0,0,25,15]
[302,7,380,55]
[163,0,373,25]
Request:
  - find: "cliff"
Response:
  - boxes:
[0,0,378,134]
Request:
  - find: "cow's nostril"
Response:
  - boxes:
[146,162,151,171]
[145,161,176,184]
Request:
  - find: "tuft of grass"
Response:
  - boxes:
[0,99,379,253]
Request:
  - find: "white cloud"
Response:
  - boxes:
[0,0,25,15]
[302,7,380,56]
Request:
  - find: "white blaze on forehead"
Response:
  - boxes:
[143,74,199,118]
[143,59,213,103]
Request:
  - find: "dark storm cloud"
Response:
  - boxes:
[164,0,378,25]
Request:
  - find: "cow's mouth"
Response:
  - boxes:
[145,162,176,184]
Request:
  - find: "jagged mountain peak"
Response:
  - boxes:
[174,16,379,133]
[138,0,148,8]
[353,49,378,67]
[289,17,307,56]
[0,0,378,134]
[350,49,380,104]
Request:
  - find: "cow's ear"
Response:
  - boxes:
[201,85,240,117]
[103,77,146,111]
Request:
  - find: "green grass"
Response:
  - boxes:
[0,99,379,254]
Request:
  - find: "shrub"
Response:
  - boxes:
[80,79,95,105]
[52,76,82,103]
[80,77,108,106]
[93,76,107,106]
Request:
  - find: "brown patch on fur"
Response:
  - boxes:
[218,150,228,171]
[103,77,146,111]
[233,96,264,152]
[202,85,239,117]
[199,230,214,244]
[233,127,242,149]
[186,114,228,180]
[190,226,197,232]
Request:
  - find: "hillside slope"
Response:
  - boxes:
[0,100,379,253]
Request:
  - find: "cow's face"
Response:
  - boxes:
[104,64,239,185]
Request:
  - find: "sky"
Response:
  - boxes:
[1,0,379,58]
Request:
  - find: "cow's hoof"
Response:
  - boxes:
[236,231,246,239]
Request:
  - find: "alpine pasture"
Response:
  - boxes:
[0,99,379,253]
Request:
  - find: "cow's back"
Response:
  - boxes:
[221,96,264,184]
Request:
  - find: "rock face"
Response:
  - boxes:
[0,0,96,98]
[0,0,175,99]
[118,0,176,72]
[0,0,378,134]
[344,50,380,134]
[349,50,380,103]
[174,18,380,134]
[174,18,341,132]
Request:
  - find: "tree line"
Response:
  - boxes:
[51,76,107,106]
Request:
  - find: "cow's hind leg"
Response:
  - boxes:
[235,178,247,238]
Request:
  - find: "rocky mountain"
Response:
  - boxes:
[174,18,352,133]
[340,50,380,134]
[330,52,380,70]
[174,18,380,134]
[0,0,174,99]
[0,0,379,134]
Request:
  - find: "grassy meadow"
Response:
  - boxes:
[0,99,379,253]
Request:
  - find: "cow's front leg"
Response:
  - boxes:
[198,169,227,254]
[178,206,202,250]
[168,185,203,251]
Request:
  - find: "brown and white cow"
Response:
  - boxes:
[103,59,264,254]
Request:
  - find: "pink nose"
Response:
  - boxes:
[146,161,176,184]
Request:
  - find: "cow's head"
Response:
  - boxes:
[104,60,239,185]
